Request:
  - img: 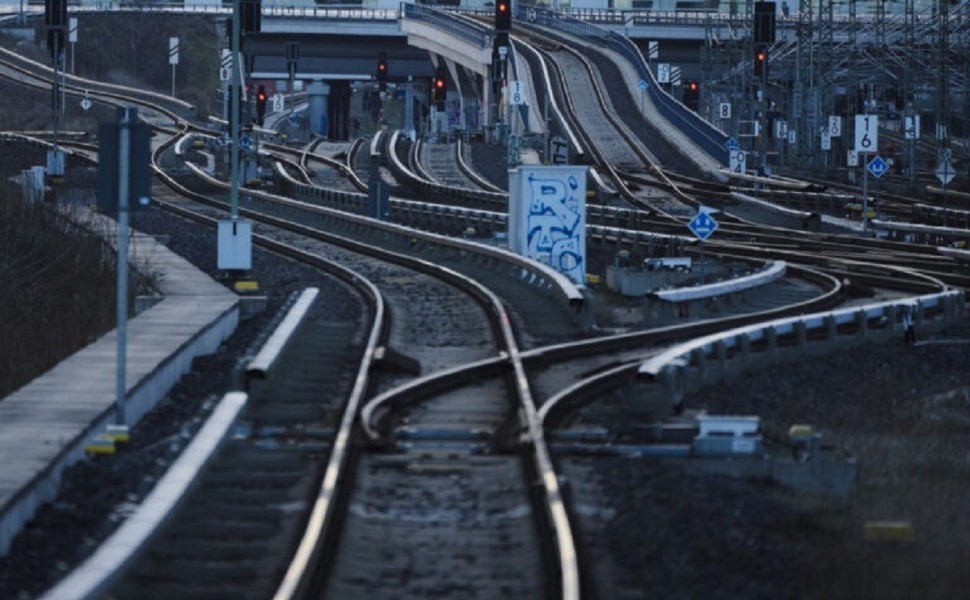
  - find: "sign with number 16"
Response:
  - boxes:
[854,115,878,153]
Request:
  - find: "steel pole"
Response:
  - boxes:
[760,65,767,174]
[862,156,869,233]
[115,108,132,426]
[230,0,241,220]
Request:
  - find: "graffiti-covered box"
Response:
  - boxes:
[508,165,587,285]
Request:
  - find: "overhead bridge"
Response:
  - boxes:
[400,3,493,78]
[239,4,502,132]
[400,3,500,129]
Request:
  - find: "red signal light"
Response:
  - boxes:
[689,82,698,91]
[435,79,445,89]
[495,0,511,31]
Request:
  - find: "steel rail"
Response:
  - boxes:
[263,134,970,293]
[31,118,389,600]
[166,132,581,600]
[455,134,507,193]
[183,158,584,306]
[362,261,845,441]
[151,133,391,600]
[0,45,192,117]
[384,130,507,208]
[168,137,581,598]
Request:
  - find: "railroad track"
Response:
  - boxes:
[45,121,586,597]
[154,130,588,599]
[3,27,967,598]
[34,104,836,592]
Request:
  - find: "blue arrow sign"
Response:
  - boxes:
[688,210,718,241]
[724,137,739,152]
[638,79,648,90]
[239,135,252,151]
[288,112,299,125]
[867,155,889,178]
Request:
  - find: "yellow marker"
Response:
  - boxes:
[864,521,914,542]
[235,280,259,292]
[106,425,130,443]
[585,273,601,284]
[788,424,814,438]
[84,434,116,456]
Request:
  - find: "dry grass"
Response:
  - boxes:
[0,187,118,397]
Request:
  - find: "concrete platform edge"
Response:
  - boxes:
[0,302,239,556]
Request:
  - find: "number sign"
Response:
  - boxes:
[729,150,746,174]
[828,116,842,138]
[904,115,920,140]
[854,115,878,153]
[509,81,524,106]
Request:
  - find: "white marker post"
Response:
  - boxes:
[68,17,77,74]
[169,37,179,97]
[220,49,232,122]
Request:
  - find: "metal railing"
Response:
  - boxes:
[639,291,966,395]
[403,2,493,49]
[63,2,400,20]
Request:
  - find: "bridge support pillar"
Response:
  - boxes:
[307,80,330,137]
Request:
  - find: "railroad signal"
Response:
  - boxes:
[683,80,700,111]
[753,1,776,44]
[754,45,768,77]
[242,84,253,131]
[432,67,447,110]
[377,52,388,82]
[495,0,512,32]
[241,0,262,35]
[45,0,67,27]
[255,85,267,127]
[45,0,67,61]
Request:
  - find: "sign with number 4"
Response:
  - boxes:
[854,115,878,153]
[729,150,746,174]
